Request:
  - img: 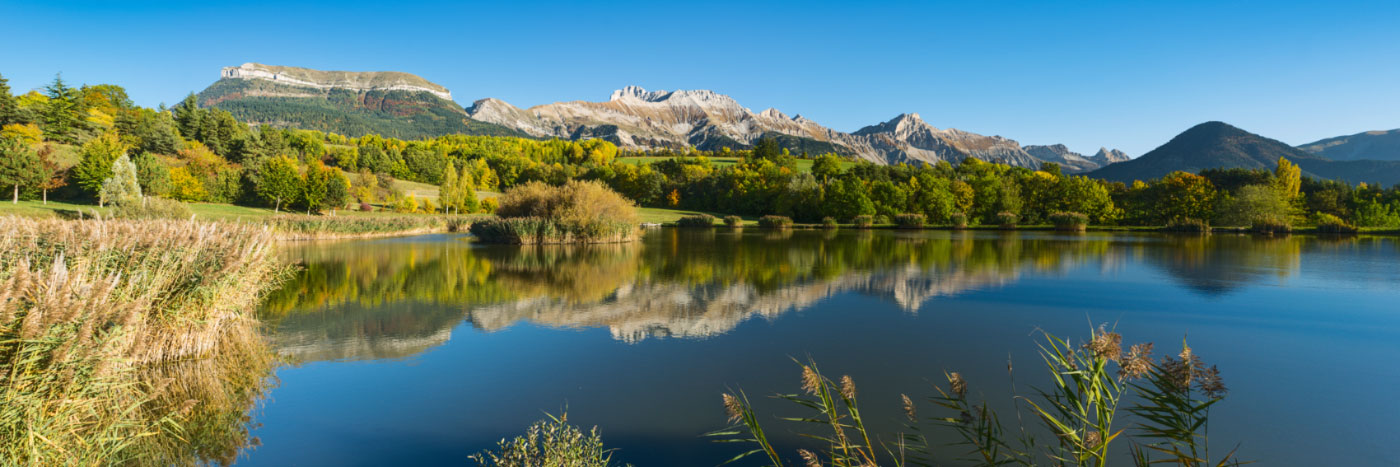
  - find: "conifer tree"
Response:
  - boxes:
[42,74,83,143]
[0,137,41,203]
[0,73,22,127]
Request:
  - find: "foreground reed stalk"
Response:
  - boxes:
[0,216,287,464]
[709,326,1242,467]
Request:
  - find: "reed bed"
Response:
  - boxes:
[0,216,286,464]
[266,214,457,240]
[676,214,717,228]
[473,181,640,244]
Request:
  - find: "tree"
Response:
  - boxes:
[301,159,333,214]
[173,93,202,138]
[1218,184,1292,227]
[131,151,171,196]
[36,145,67,204]
[0,137,41,203]
[811,153,843,183]
[324,169,351,213]
[72,132,130,196]
[166,166,208,202]
[0,73,23,126]
[98,154,142,206]
[1273,157,1301,201]
[255,155,302,213]
[42,74,84,144]
[1,123,43,145]
[1144,171,1217,224]
[440,163,460,214]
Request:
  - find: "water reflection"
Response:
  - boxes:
[261,230,1386,362]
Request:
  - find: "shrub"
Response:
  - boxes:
[950,212,968,229]
[470,413,621,467]
[821,216,839,229]
[894,213,926,229]
[1049,211,1088,231]
[359,202,373,212]
[112,197,194,220]
[1313,212,1358,234]
[873,214,890,225]
[996,211,1019,229]
[852,215,874,228]
[1163,218,1210,233]
[757,215,792,229]
[479,181,638,244]
[1250,219,1292,235]
[480,197,499,214]
[677,214,716,228]
[723,215,743,227]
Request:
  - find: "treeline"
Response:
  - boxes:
[4,72,1399,229]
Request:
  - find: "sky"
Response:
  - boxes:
[2,0,1398,156]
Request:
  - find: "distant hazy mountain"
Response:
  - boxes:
[1297,129,1400,161]
[1088,121,1400,185]
[197,63,524,139]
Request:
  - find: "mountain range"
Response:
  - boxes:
[198,64,1128,172]
[196,63,1400,184]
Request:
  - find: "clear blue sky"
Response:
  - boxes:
[3,0,1397,156]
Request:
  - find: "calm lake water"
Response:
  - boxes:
[238,229,1399,466]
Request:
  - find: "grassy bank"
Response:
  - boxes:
[0,217,285,463]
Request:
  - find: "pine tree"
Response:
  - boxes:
[42,74,83,144]
[0,73,22,127]
[173,93,202,139]
[0,137,42,203]
[98,154,142,207]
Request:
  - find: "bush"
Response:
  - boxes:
[1313,212,1358,234]
[873,214,891,225]
[1250,220,1292,235]
[677,214,716,228]
[1163,218,1210,233]
[821,217,839,229]
[480,197,499,214]
[893,213,926,229]
[723,215,743,227]
[757,215,793,229]
[950,212,968,229]
[112,197,194,220]
[479,181,638,244]
[996,211,1019,229]
[1049,211,1088,231]
[359,202,373,212]
[852,215,874,228]
[470,413,621,467]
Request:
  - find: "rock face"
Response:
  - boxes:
[468,86,1123,170]
[1091,147,1132,165]
[220,63,452,99]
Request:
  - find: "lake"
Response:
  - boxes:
[235,229,1399,466]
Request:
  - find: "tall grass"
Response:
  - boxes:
[678,214,717,228]
[1049,212,1088,232]
[894,213,926,229]
[709,326,1242,466]
[0,217,286,464]
[267,214,456,239]
[758,215,793,229]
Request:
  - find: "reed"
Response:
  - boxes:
[1312,213,1357,234]
[708,327,1243,467]
[950,212,969,229]
[475,181,639,244]
[723,215,744,228]
[1049,212,1088,232]
[821,217,840,229]
[1162,218,1210,233]
[267,214,453,239]
[758,215,793,229]
[853,215,875,229]
[996,212,1020,229]
[894,213,926,229]
[677,214,717,228]
[0,217,286,464]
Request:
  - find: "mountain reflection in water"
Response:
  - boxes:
[259,230,1368,362]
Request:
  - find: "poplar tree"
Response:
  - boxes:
[440,163,459,214]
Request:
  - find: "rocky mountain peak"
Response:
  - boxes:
[758,108,790,120]
[1091,147,1131,163]
[219,62,452,100]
